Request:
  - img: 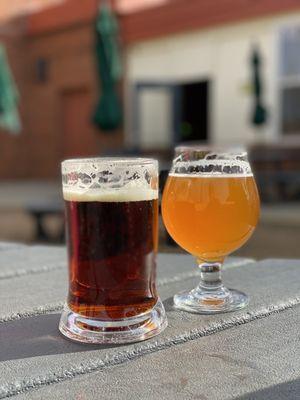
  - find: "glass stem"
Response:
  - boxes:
[197,260,224,291]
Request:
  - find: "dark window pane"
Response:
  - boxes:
[280,27,300,76]
[282,87,300,134]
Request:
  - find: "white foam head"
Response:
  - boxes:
[169,173,253,178]
[170,148,253,177]
[63,187,158,202]
[61,157,158,202]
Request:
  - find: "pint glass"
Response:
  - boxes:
[59,158,167,343]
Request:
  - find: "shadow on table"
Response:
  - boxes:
[233,378,300,400]
[0,314,124,362]
[163,297,175,313]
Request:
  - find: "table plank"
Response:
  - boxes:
[0,251,252,322]
[0,245,249,280]
[0,256,299,399]
[14,307,300,400]
[0,245,66,279]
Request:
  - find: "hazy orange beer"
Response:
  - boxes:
[162,175,259,261]
[161,145,260,314]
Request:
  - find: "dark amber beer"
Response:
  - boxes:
[64,192,158,320]
[59,158,167,344]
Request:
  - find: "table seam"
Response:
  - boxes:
[0,258,253,282]
[0,264,66,281]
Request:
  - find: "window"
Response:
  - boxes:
[280,26,300,135]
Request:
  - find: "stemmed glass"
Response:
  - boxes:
[162,146,260,313]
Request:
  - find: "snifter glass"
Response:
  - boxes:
[162,146,260,313]
[59,157,167,344]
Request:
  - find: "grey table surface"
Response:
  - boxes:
[0,242,299,399]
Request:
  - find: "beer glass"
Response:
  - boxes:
[59,158,167,343]
[162,146,260,313]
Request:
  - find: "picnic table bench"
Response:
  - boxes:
[0,242,299,399]
[25,200,64,242]
[0,182,64,242]
[250,144,300,202]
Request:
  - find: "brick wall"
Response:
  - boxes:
[0,18,123,180]
[0,19,31,179]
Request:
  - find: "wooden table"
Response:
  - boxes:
[0,243,299,399]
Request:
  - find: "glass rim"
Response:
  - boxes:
[61,157,158,167]
[175,144,248,154]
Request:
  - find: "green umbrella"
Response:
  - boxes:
[93,1,122,131]
[251,46,267,126]
[0,44,21,134]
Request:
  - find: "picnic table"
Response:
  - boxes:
[0,242,299,399]
[0,182,63,242]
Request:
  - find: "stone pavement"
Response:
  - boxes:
[0,243,299,399]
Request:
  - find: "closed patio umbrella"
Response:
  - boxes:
[93,0,122,131]
[251,46,268,126]
[0,44,21,134]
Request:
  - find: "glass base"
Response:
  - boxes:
[173,287,249,314]
[59,298,167,344]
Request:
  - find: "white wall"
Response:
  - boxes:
[125,11,300,148]
[139,88,173,149]
[116,0,168,14]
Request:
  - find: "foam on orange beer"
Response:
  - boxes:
[169,173,253,178]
